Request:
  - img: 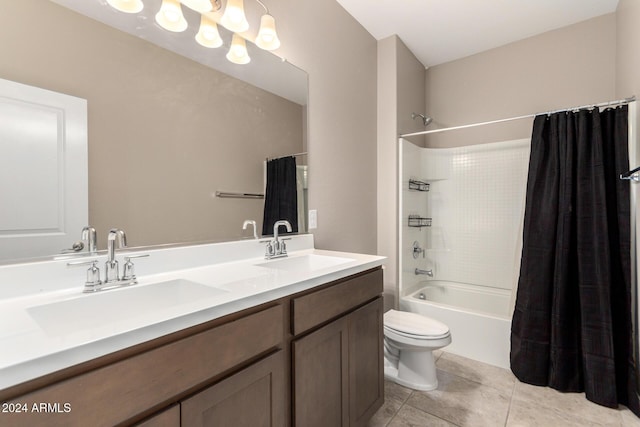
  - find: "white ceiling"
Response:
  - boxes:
[336,0,619,68]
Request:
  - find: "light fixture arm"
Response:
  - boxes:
[255,0,269,13]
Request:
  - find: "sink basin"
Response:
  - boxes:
[255,254,353,273]
[27,279,227,335]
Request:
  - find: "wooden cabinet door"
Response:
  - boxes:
[348,297,384,427]
[293,297,384,427]
[181,351,285,427]
[293,316,349,427]
[134,405,180,427]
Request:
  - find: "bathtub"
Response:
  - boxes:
[400,281,512,369]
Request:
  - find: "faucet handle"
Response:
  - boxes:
[264,241,275,258]
[412,241,425,259]
[67,259,102,288]
[122,254,149,281]
[61,241,85,254]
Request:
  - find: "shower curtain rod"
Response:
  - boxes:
[266,152,308,161]
[400,96,636,138]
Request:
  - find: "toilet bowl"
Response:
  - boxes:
[383,309,451,391]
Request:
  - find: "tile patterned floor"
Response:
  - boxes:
[369,351,640,427]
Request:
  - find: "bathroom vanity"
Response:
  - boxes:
[0,235,384,426]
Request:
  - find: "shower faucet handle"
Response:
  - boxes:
[412,241,425,259]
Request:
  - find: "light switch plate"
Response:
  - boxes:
[308,209,317,229]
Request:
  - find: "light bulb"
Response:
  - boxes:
[106,0,144,13]
[180,0,213,13]
[195,15,223,48]
[226,34,250,64]
[155,0,188,32]
[220,0,249,32]
[255,14,280,51]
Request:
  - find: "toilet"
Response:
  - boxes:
[383,309,451,391]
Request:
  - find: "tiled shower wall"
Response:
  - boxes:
[400,139,530,297]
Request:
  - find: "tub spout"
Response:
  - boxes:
[415,268,433,277]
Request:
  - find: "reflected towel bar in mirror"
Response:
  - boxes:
[216,191,265,199]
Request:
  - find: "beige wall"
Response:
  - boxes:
[616,0,640,115]
[1,0,303,249]
[397,40,428,140]
[270,0,378,254]
[377,36,398,308]
[377,36,426,309]
[424,14,617,148]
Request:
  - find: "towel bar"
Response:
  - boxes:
[216,191,264,199]
[620,165,640,182]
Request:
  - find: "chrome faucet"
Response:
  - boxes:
[415,268,433,277]
[265,220,292,259]
[106,229,127,283]
[60,226,98,254]
[82,226,97,253]
[242,220,259,239]
[68,228,149,292]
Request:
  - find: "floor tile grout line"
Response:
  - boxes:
[379,386,413,427]
[434,366,514,398]
[400,399,463,427]
[384,397,407,427]
[384,402,403,427]
[436,352,517,395]
[402,389,466,427]
[399,365,514,426]
[438,370,515,395]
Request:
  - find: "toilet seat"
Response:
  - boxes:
[384,309,450,339]
[384,325,450,341]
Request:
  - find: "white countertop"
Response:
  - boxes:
[0,236,384,391]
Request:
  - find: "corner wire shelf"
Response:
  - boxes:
[408,179,430,192]
[408,215,432,228]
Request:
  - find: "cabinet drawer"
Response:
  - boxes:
[292,268,382,335]
[4,304,283,427]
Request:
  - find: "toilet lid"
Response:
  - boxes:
[384,309,449,337]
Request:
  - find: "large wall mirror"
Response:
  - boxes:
[0,0,308,263]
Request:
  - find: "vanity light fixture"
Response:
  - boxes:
[195,15,223,48]
[180,0,214,13]
[108,0,281,64]
[155,0,188,32]
[106,0,144,13]
[226,33,251,64]
[220,0,250,33]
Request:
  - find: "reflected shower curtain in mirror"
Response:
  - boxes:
[262,156,298,236]
[511,105,639,415]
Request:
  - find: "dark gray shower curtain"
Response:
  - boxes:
[511,105,639,415]
[262,156,298,236]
